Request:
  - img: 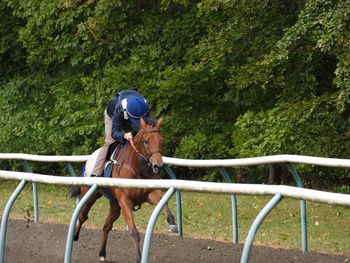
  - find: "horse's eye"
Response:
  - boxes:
[143,138,149,144]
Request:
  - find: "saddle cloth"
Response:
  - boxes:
[83,148,101,177]
[83,143,122,178]
[83,144,122,203]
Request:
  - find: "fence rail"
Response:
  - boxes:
[0,170,350,206]
[2,153,350,167]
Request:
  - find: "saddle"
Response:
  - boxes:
[103,141,150,178]
[99,142,125,204]
[101,142,142,210]
[103,142,124,178]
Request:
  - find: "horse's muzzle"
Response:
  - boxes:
[150,154,163,174]
[152,164,160,174]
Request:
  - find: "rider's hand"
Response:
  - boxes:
[124,132,133,141]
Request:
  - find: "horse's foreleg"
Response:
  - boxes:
[120,197,141,263]
[147,190,178,233]
[99,201,121,262]
[74,187,101,241]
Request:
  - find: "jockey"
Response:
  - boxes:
[89,89,154,177]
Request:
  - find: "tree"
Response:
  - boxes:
[1,0,349,186]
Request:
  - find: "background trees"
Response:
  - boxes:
[0,0,349,187]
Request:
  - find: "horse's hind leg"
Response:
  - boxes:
[163,203,178,233]
[74,186,101,241]
[98,201,121,262]
[147,190,178,233]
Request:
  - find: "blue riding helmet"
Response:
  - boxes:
[126,96,148,124]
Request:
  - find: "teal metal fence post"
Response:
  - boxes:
[65,163,77,177]
[64,184,98,263]
[0,179,28,263]
[163,165,183,239]
[240,193,283,263]
[141,187,175,263]
[22,161,39,223]
[286,163,308,253]
[219,167,238,244]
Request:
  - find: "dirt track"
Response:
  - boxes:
[3,219,349,263]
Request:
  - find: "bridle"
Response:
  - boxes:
[129,129,162,167]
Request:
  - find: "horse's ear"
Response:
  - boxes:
[156,117,163,129]
[140,117,147,129]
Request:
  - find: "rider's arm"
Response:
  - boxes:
[111,107,126,143]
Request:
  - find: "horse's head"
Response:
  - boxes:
[136,117,164,174]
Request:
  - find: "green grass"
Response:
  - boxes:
[1,180,350,255]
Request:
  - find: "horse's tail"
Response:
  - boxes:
[70,187,81,198]
[70,165,85,198]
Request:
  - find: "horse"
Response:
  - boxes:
[71,117,178,262]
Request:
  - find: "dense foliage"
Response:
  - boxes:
[0,0,349,186]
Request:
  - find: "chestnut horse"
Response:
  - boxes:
[71,117,178,262]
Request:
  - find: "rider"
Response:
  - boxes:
[89,89,154,177]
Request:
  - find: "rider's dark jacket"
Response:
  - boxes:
[106,90,154,143]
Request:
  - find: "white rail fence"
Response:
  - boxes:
[1,153,350,166]
[0,170,350,205]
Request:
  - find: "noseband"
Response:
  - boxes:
[129,129,162,166]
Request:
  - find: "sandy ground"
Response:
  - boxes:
[3,219,349,263]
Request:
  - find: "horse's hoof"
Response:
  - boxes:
[100,256,106,262]
[168,224,178,233]
[73,235,79,241]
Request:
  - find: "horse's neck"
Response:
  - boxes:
[122,142,138,165]
[112,135,146,178]
[128,134,150,176]
[133,133,146,155]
